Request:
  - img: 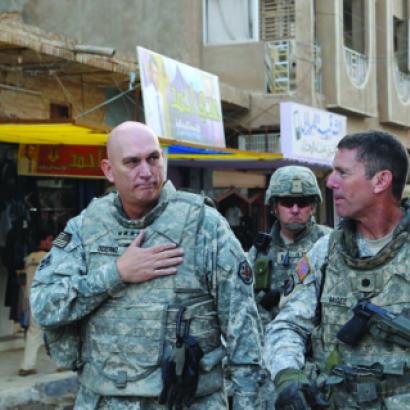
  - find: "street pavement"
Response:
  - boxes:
[0,334,77,409]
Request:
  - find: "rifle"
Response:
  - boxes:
[337,300,410,348]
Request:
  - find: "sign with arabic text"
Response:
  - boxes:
[138,46,225,147]
[18,144,106,178]
[280,102,347,166]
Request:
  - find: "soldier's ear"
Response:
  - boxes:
[101,159,114,183]
[373,170,392,195]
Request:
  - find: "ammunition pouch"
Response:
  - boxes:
[329,363,410,403]
[44,323,83,371]
[254,258,272,291]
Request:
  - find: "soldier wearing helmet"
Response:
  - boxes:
[248,165,332,327]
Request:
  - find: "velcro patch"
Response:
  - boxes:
[295,256,311,283]
[238,260,253,285]
[53,232,72,248]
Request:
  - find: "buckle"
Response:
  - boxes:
[115,370,127,389]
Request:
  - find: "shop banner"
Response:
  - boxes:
[18,144,106,178]
[280,102,347,166]
[138,46,226,147]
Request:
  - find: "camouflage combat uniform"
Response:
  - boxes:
[264,202,410,409]
[31,181,262,410]
[248,219,331,327]
[249,166,331,410]
[249,165,331,327]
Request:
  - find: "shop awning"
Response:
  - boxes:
[0,122,111,146]
[168,144,282,161]
[0,122,282,162]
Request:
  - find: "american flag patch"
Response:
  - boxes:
[53,232,72,248]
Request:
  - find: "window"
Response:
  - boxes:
[238,131,280,152]
[343,0,365,53]
[394,17,410,73]
[203,0,259,45]
[50,103,71,119]
[260,0,295,41]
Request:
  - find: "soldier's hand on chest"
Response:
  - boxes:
[116,230,184,283]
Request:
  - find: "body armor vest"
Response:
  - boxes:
[254,221,329,325]
[312,222,410,374]
[257,222,329,291]
[78,190,222,397]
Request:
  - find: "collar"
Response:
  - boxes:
[113,180,176,229]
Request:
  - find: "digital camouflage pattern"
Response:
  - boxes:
[250,165,330,410]
[31,181,262,410]
[264,204,410,409]
[248,219,331,327]
[75,384,228,409]
[264,165,322,205]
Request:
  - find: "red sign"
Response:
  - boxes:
[18,145,106,178]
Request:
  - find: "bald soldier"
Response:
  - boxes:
[31,121,262,410]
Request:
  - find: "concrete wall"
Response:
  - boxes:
[18,0,203,68]
[316,0,378,117]
[377,0,410,127]
[2,0,410,143]
[202,42,265,92]
[0,72,106,123]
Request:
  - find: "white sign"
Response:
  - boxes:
[280,102,347,166]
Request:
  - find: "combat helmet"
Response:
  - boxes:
[265,165,322,205]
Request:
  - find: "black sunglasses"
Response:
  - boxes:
[277,197,315,208]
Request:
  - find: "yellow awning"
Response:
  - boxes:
[0,122,282,161]
[0,122,177,147]
[0,122,109,146]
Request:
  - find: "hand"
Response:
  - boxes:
[274,368,310,410]
[274,368,329,410]
[275,383,311,410]
[116,230,183,283]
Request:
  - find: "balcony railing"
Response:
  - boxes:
[393,61,410,104]
[344,46,368,87]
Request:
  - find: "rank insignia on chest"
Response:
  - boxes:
[238,260,253,285]
[295,256,311,283]
[53,232,72,248]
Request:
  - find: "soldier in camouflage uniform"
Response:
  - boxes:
[248,166,330,409]
[264,131,410,409]
[31,122,262,410]
[249,165,331,328]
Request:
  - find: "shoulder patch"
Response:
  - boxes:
[238,260,253,285]
[53,232,72,248]
[295,256,311,283]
